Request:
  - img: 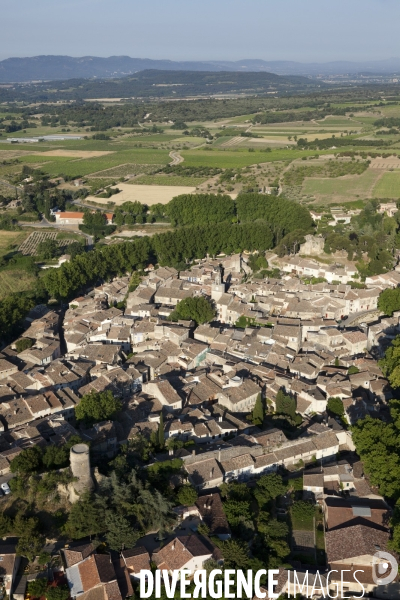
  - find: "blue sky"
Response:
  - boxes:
[1,0,399,62]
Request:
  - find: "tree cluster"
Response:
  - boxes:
[170,296,215,325]
[75,390,122,426]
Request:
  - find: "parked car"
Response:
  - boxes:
[1,483,11,495]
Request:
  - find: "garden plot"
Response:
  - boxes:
[19,231,77,255]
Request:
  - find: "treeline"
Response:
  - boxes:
[283,159,369,187]
[165,193,314,235]
[374,117,400,128]
[160,164,221,177]
[3,88,390,125]
[166,194,236,227]
[253,104,374,125]
[297,136,392,150]
[19,102,146,132]
[42,221,280,298]
[235,193,314,233]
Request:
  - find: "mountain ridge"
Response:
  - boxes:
[2,55,400,82]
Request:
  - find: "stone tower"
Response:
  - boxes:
[211,270,226,302]
[70,443,94,497]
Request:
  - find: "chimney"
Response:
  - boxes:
[218,450,221,462]
[192,449,196,456]
[219,415,222,423]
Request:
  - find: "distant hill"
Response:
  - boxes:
[1,55,400,82]
[0,69,323,102]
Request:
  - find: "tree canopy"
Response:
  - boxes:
[378,288,400,317]
[171,296,215,325]
[235,193,314,235]
[327,396,345,417]
[176,485,198,506]
[75,390,122,425]
[166,193,235,227]
[378,334,400,388]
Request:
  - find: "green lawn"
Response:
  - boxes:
[372,171,400,198]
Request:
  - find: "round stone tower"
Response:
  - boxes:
[70,443,94,496]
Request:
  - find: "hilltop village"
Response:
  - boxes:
[0,239,399,599]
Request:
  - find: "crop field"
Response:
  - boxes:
[19,231,78,255]
[39,149,115,158]
[0,269,37,299]
[302,168,382,203]
[133,175,206,186]
[89,163,164,178]
[0,230,29,258]
[372,171,400,198]
[16,148,171,178]
[87,183,198,205]
[181,147,334,168]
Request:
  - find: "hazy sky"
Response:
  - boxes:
[1,0,399,63]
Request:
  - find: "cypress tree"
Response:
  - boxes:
[158,412,164,449]
[252,393,264,426]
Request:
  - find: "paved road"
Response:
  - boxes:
[341,309,381,328]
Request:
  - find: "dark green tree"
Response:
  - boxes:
[171,296,215,325]
[252,393,264,426]
[27,579,47,598]
[255,473,287,503]
[176,485,198,506]
[14,514,44,561]
[158,412,165,449]
[46,586,70,600]
[36,239,60,260]
[378,288,400,317]
[327,397,344,417]
[275,389,296,420]
[10,446,43,474]
[75,390,122,425]
[15,338,33,353]
[104,512,140,551]
[64,494,105,539]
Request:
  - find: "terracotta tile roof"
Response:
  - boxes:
[152,535,214,571]
[121,547,150,573]
[64,543,95,567]
[78,555,116,591]
[195,494,230,537]
[326,524,391,563]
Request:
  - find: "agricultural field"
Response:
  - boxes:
[19,231,80,255]
[132,175,207,186]
[2,94,400,213]
[302,168,382,203]
[87,183,199,205]
[372,171,400,198]
[0,269,37,299]
[0,230,29,258]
